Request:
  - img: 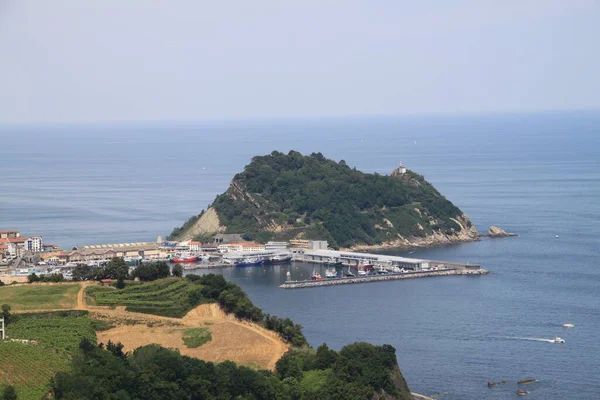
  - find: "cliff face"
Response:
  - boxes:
[170,151,479,248]
[178,207,225,241]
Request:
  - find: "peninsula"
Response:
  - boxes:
[169,151,479,250]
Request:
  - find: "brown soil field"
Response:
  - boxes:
[84,286,288,370]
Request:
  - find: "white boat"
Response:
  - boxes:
[553,337,565,344]
[325,268,337,278]
[197,254,210,262]
[562,323,575,328]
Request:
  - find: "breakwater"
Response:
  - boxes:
[279,268,489,289]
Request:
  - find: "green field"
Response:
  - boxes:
[86,278,210,317]
[0,283,81,311]
[0,311,96,399]
[182,327,212,348]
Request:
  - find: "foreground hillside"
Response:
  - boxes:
[170,150,478,248]
[0,277,416,399]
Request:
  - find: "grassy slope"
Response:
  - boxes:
[0,283,81,311]
[0,311,96,399]
[86,278,211,318]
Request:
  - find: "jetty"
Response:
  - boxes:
[280,249,487,289]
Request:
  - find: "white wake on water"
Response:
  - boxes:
[505,336,556,343]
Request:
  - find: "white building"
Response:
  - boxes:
[218,242,266,253]
[24,236,43,252]
[265,241,288,251]
[189,241,201,252]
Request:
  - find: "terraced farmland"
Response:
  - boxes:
[86,278,211,317]
[0,311,96,398]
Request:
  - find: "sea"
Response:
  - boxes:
[1,112,599,399]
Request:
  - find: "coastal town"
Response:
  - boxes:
[0,229,487,287]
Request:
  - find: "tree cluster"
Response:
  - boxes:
[131,261,171,281]
[28,273,65,283]
[50,339,410,400]
[274,342,410,399]
[70,258,181,284]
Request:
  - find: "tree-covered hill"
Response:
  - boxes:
[170,151,478,248]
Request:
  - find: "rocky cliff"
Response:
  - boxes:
[169,151,479,248]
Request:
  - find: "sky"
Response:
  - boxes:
[1,0,599,125]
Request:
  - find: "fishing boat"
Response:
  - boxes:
[235,258,263,267]
[311,269,324,280]
[344,267,355,277]
[172,253,199,263]
[553,337,565,344]
[325,267,337,278]
[264,253,292,264]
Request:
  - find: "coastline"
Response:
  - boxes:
[346,234,480,253]
[412,393,436,400]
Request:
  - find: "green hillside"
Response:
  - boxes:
[170,151,476,248]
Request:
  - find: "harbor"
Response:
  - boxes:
[1,233,488,288]
[280,249,487,289]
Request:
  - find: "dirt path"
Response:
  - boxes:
[76,281,91,310]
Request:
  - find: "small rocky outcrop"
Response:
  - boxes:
[484,226,518,238]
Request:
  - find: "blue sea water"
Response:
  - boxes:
[1,112,599,399]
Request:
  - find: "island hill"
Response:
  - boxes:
[169,151,479,249]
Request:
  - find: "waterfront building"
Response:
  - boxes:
[218,242,266,253]
[0,230,20,239]
[188,241,201,252]
[265,241,289,251]
[307,240,328,250]
[72,242,168,262]
[213,233,243,244]
[199,244,219,253]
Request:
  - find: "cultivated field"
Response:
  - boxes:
[86,278,204,317]
[0,283,81,311]
[95,303,288,370]
[0,311,96,398]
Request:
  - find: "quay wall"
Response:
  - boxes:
[279,268,489,289]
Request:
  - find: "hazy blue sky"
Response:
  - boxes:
[1,1,599,124]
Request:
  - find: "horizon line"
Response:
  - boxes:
[1,108,599,129]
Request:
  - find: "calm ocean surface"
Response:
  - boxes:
[1,112,599,399]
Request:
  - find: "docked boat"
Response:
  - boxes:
[172,253,199,263]
[235,258,263,267]
[311,269,324,280]
[344,268,355,277]
[324,267,337,278]
[358,268,367,276]
[197,254,211,262]
[264,254,292,264]
[553,337,565,344]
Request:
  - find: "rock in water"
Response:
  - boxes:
[486,226,517,238]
